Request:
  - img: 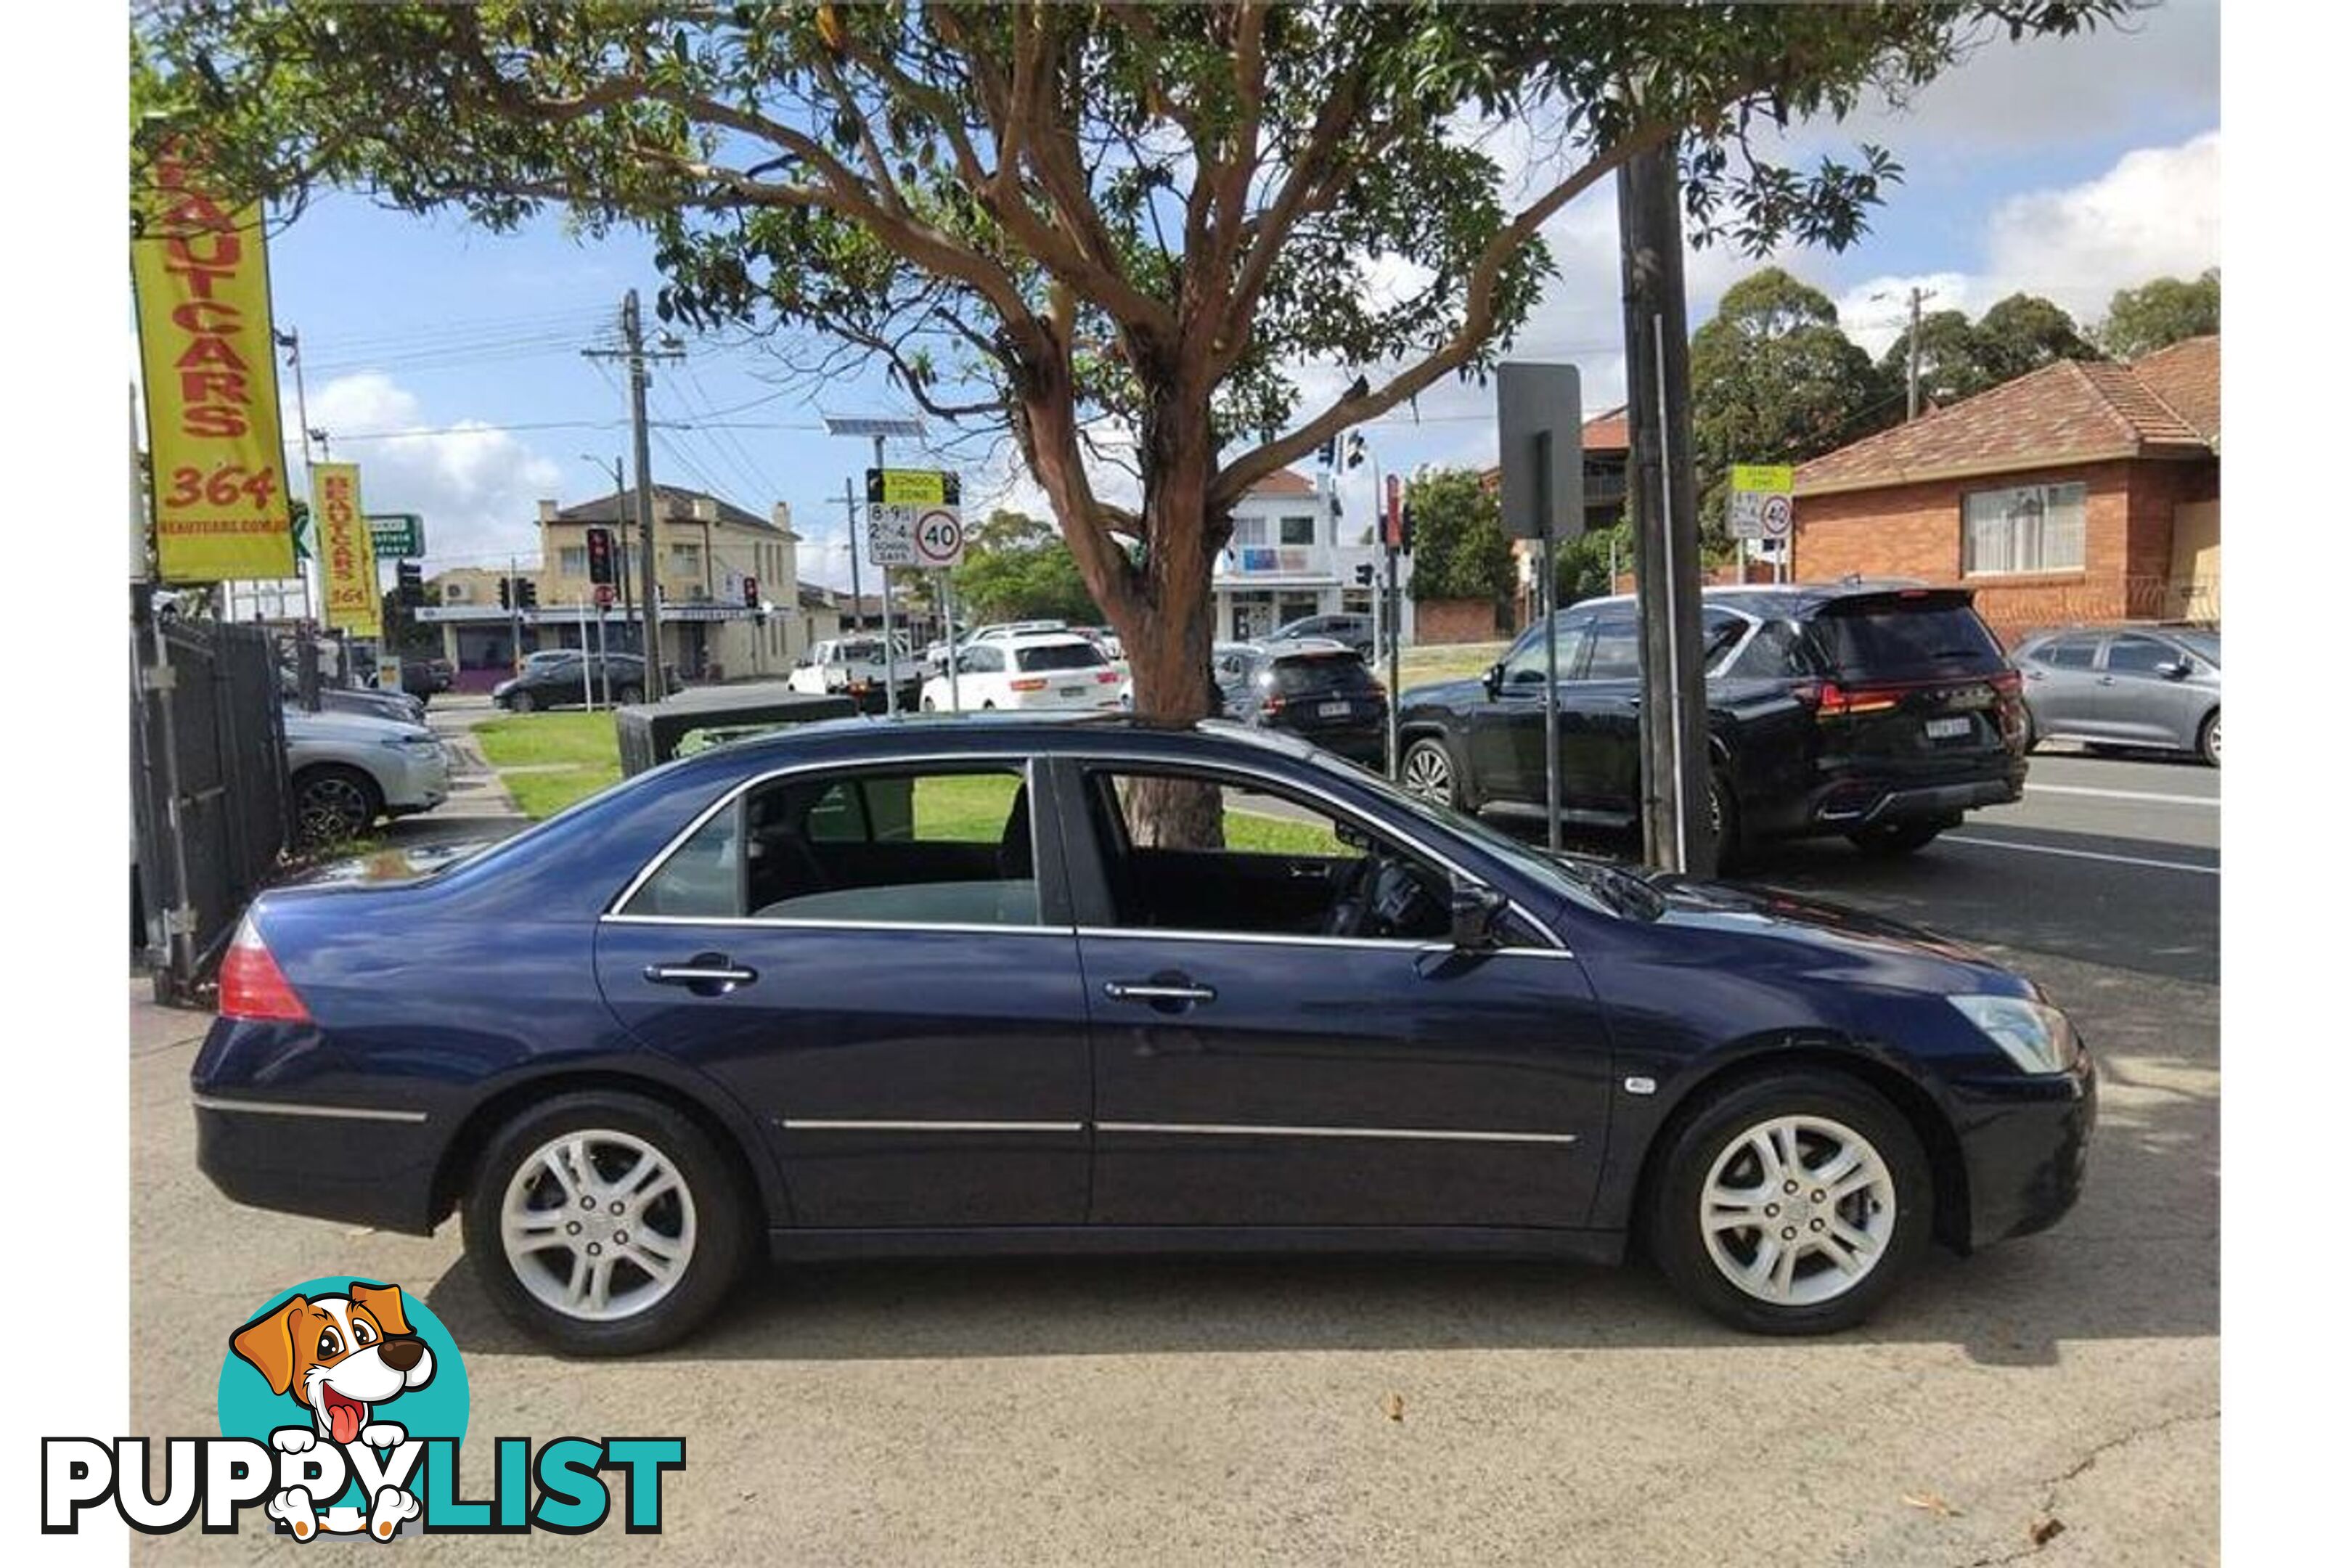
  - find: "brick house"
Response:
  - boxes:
[1792,336,2218,642]
[1468,405,1632,634]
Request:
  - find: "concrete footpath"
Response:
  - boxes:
[124,932,2216,1566]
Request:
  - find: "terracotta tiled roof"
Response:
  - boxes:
[2128,335,2220,446]
[555,483,780,532]
[1581,405,1630,454]
[1247,467,1318,497]
[1796,343,2218,496]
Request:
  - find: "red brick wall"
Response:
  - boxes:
[1791,458,2217,643]
[1415,597,1509,643]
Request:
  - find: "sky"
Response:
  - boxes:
[213,1,2218,591]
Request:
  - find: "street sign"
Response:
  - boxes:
[911,506,965,569]
[367,512,425,558]
[594,583,615,608]
[1497,363,1583,541]
[1728,465,1794,542]
[866,503,918,565]
[865,467,963,506]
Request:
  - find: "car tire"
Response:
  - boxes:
[1646,1068,1932,1336]
[2197,708,2219,768]
[2020,707,2039,754]
[290,764,383,846]
[618,685,644,706]
[461,1090,754,1356]
[507,690,536,714]
[1400,737,1461,809]
[1845,820,1946,857]
[921,696,937,712]
[1707,766,1744,872]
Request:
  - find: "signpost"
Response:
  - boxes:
[1496,363,1584,851]
[864,468,964,716]
[1728,464,1794,582]
[366,512,425,559]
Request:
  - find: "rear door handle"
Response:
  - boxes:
[645,957,759,990]
[1103,980,1218,1005]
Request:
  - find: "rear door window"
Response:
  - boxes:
[2102,634,2179,676]
[1805,597,2006,679]
[2035,636,2099,669]
[1581,616,1641,680]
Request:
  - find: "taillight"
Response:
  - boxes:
[1094,670,1120,684]
[1988,669,2023,697]
[218,912,310,1024]
[1810,680,1901,716]
[1009,677,1048,692]
[1262,690,1286,713]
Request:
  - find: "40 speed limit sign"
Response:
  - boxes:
[912,506,965,568]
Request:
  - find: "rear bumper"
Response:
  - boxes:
[1952,1048,2098,1249]
[1795,761,2025,833]
[193,1093,445,1235]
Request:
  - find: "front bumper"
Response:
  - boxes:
[1952,1047,2098,1249]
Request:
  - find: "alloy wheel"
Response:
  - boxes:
[1698,1114,1896,1307]
[1401,742,1454,805]
[500,1130,698,1322]
[296,775,374,844]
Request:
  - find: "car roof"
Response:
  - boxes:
[1555,578,1945,621]
[1255,637,1362,658]
[1002,632,1098,650]
[654,712,1325,776]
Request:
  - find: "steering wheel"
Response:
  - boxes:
[1321,852,1378,939]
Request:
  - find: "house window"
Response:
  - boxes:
[668,542,702,576]
[1278,515,1318,547]
[1962,481,2086,576]
[558,547,587,577]
[1230,518,1267,547]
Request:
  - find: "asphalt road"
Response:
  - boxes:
[126,743,2216,1564]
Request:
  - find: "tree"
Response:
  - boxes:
[1556,518,1633,607]
[1691,267,1889,543]
[1879,306,1988,404]
[1402,469,1510,607]
[1879,291,2097,407]
[950,507,1102,624]
[135,1,2130,838]
[2099,269,2220,359]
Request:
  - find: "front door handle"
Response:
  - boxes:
[1103,980,1218,1005]
[645,956,759,991]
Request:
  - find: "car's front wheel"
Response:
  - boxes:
[2197,708,2219,768]
[290,764,383,846]
[507,690,536,714]
[462,1090,752,1355]
[1399,737,1460,809]
[1646,1069,1932,1334]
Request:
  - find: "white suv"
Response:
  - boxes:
[919,632,1124,712]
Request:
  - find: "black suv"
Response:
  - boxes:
[493,651,648,712]
[1395,583,2027,861]
[1216,638,1389,764]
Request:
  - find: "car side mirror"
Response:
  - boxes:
[2156,659,2192,681]
[1482,662,1505,700]
[1448,879,1509,952]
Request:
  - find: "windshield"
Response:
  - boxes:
[1272,654,1377,695]
[2173,630,2219,667]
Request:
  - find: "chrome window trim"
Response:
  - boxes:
[1096,1122,1577,1146]
[600,745,1569,952]
[1073,925,1577,960]
[606,913,1073,937]
[192,1093,428,1124]
[1705,607,1764,679]
[780,1118,1083,1134]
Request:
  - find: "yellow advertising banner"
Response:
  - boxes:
[131,143,295,582]
[313,463,381,637]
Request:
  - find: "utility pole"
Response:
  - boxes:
[272,327,320,626]
[1906,285,1927,422]
[836,475,865,633]
[1619,138,1715,877]
[507,555,524,674]
[584,291,681,698]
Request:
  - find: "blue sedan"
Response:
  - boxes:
[194,717,2094,1352]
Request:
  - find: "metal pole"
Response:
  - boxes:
[276,328,320,626]
[1537,429,1563,852]
[611,456,632,634]
[1906,286,1924,422]
[1385,541,1402,779]
[597,594,612,706]
[579,594,595,712]
[507,555,523,675]
[874,433,899,716]
[944,570,960,713]
[624,291,666,700]
[843,475,864,635]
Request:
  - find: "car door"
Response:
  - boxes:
[1561,612,1644,814]
[2020,633,2102,735]
[1468,614,1591,804]
[595,756,1092,1227]
[1057,757,1615,1229]
[2088,632,2202,747]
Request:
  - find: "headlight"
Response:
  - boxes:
[1947,995,2081,1074]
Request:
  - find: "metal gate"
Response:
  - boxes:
[131,596,289,1004]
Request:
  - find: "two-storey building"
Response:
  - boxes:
[1213,469,1415,642]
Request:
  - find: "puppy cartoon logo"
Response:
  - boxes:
[229,1282,436,1540]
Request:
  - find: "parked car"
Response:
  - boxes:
[2010,624,2218,766]
[493,651,648,712]
[195,716,2094,1353]
[284,673,426,727]
[919,632,1124,712]
[787,636,919,713]
[1214,638,1388,764]
[280,706,451,845]
[400,656,455,700]
[1271,611,1376,659]
[1395,582,2029,862]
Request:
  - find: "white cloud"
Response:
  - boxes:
[294,374,563,567]
[1832,132,2218,351]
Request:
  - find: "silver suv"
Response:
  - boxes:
[282,706,452,844]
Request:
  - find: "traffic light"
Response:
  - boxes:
[1354,563,1374,587]
[1344,432,1366,470]
[742,573,760,608]
[1318,436,1337,468]
[395,560,423,605]
[585,526,615,586]
[1398,500,1416,555]
[497,576,512,610]
[516,578,539,611]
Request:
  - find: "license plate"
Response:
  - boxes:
[1924,715,1971,740]
[1058,685,1087,698]
[1318,701,1352,718]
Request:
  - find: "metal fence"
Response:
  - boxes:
[131,597,289,1004]
[1973,574,2220,646]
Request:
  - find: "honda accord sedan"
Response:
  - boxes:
[193,717,2094,1353]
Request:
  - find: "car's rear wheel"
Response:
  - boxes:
[462,1090,751,1355]
[1646,1069,1932,1334]
[1400,738,1460,809]
[290,764,383,846]
[2197,708,2219,768]
[1845,820,1946,856]
[1707,767,1744,871]
[507,690,536,714]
